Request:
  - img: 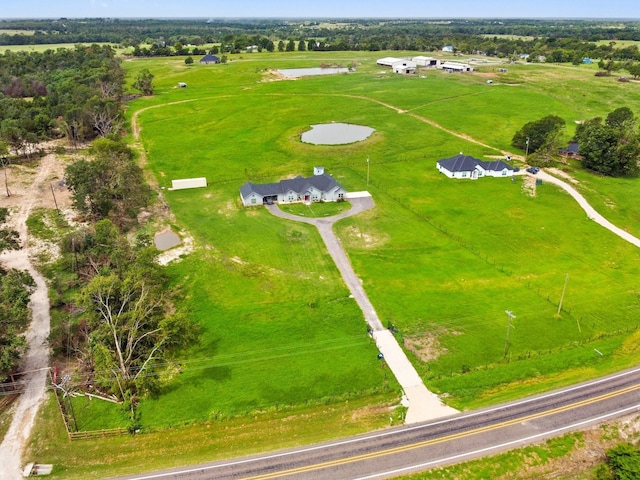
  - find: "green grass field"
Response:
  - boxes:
[26,49,640,477]
[0,42,117,53]
[125,50,640,413]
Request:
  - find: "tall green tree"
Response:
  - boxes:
[0,267,34,382]
[575,110,640,177]
[132,68,154,95]
[74,220,199,400]
[606,107,635,130]
[628,63,640,79]
[65,138,151,229]
[512,115,566,154]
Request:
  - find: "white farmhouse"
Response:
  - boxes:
[240,167,347,206]
[437,154,515,180]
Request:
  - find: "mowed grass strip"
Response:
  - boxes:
[27,392,397,480]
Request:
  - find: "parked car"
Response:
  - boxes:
[526,167,540,174]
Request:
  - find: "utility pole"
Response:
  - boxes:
[525,137,530,161]
[557,273,569,315]
[366,156,370,186]
[503,310,516,358]
[50,182,59,213]
[1,156,9,197]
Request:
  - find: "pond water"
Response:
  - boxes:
[277,67,349,77]
[154,229,182,251]
[301,123,375,145]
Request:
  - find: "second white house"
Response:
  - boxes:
[437,153,516,179]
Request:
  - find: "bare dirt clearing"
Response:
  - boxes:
[0,141,74,480]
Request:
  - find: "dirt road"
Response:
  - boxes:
[0,151,64,479]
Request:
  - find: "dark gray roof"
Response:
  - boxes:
[240,174,343,199]
[437,154,514,173]
[560,142,580,154]
[200,54,220,63]
[437,154,483,172]
[482,160,513,171]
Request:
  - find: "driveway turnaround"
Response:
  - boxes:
[267,196,458,423]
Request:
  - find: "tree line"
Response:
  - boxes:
[48,137,199,427]
[0,41,196,426]
[0,44,126,156]
[2,18,640,63]
[0,207,34,384]
[513,107,640,177]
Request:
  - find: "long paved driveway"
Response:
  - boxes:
[537,170,640,248]
[267,197,458,423]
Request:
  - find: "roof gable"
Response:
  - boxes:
[437,154,515,174]
[200,54,220,63]
[240,173,343,199]
[437,154,482,172]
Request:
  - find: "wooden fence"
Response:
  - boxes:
[68,427,129,440]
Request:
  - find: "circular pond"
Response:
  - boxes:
[301,123,374,145]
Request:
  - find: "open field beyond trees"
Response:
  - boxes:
[25,49,640,478]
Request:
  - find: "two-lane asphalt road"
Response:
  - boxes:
[113,366,640,480]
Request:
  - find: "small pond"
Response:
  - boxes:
[277,67,349,77]
[154,229,182,251]
[301,123,375,145]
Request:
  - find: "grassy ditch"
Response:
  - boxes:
[26,392,398,479]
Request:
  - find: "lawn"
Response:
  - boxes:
[26,49,640,476]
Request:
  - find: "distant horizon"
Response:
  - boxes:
[1,0,639,22]
[2,16,640,21]
[0,16,640,22]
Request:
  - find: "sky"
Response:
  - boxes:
[0,0,639,19]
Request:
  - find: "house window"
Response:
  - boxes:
[338,193,344,199]
[502,170,507,176]
[288,195,294,201]
[251,198,256,204]
[462,172,467,178]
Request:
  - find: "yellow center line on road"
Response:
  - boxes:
[241,383,640,479]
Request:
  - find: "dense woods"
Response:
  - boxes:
[0,207,34,383]
[0,44,125,154]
